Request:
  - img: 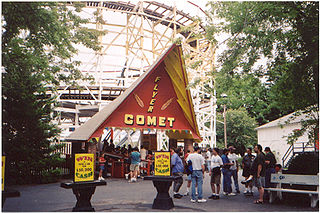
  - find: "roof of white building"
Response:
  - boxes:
[255,110,317,130]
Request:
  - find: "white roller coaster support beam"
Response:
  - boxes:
[56,1,217,146]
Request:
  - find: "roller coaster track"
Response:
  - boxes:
[55,1,216,148]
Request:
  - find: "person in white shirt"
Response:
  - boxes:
[186,146,207,203]
[228,146,240,193]
[205,148,212,172]
[140,145,147,175]
[208,148,223,199]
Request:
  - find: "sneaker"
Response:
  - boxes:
[128,179,134,183]
[173,194,183,199]
[228,193,236,196]
[184,192,189,196]
[198,199,207,203]
[208,194,216,199]
[241,176,253,184]
[190,199,196,203]
[223,192,228,196]
[244,190,248,194]
[215,195,220,199]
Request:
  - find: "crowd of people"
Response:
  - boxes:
[97,141,155,182]
[98,140,280,204]
[170,144,279,204]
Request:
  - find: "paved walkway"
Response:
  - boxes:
[2,173,318,212]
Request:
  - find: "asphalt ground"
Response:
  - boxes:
[2,172,318,212]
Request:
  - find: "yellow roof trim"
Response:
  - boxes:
[164,46,200,139]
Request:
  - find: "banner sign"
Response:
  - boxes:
[92,62,197,137]
[86,45,201,141]
[2,156,5,191]
[74,154,94,182]
[154,152,170,176]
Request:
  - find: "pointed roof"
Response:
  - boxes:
[256,110,317,130]
[67,44,201,142]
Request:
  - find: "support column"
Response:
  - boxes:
[87,142,97,173]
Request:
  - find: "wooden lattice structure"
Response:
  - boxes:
[55,1,217,148]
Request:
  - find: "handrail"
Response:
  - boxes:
[292,142,317,154]
[282,144,293,167]
[282,142,318,168]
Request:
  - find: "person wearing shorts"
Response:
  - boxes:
[208,148,223,199]
[242,147,255,195]
[129,147,140,183]
[253,175,265,189]
[251,144,266,204]
[98,153,106,180]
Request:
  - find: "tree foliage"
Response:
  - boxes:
[216,108,257,156]
[207,1,318,142]
[2,2,103,184]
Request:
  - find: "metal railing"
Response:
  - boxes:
[282,142,318,168]
[282,144,293,168]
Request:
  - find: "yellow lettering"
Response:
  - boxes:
[149,99,156,106]
[124,115,175,127]
[153,84,158,91]
[136,115,145,125]
[152,91,158,98]
[159,117,166,127]
[167,117,175,127]
[147,116,157,126]
[124,114,134,125]
[147,106,154,113]
[155,77,161,83]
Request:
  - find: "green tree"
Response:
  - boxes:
[215,72,285,126]
[216,108,257,156]
[207,1,318,142]
[2,2,103,184]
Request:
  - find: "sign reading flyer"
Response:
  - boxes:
[154,152,171,176]
[74,154,94,182]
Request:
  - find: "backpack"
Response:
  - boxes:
[185,160,193,175]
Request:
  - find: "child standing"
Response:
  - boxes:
[98,153,106,180]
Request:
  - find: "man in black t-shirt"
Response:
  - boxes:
[252,144,266,204]
[241,147,255,195]
[264,147,276,188]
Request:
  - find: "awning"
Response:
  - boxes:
[67,44,201,142]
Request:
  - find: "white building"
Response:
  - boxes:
[256,111,316,166]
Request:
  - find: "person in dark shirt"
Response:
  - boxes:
[241,147,255,195]
[264,147,276,188]
[252,144,266,204]
[221,148,235,196]
[171,147,184,198]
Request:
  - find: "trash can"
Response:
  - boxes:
[113,160,125,178]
